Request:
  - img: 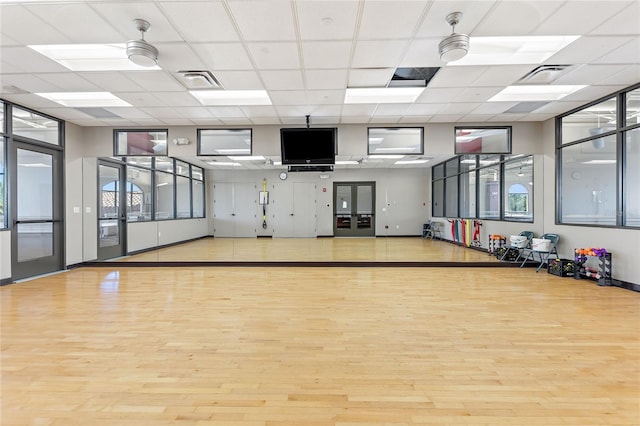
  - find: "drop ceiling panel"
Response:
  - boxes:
[246,42,301,70]
[590,1,640,35]
[594,37,640,65]
[427,67,488,88]
[92,2,180,43]
[114,92,162,107]
[103,107,152,119]
[598,65,640,86]
[415,1,494,38]
[305,69,348,90]
[0,73,65,93]
[228,0,296,41]
[536,1,633,35]
[347,68,395,87]
[472,1,560,36]
[34,73,100,92]
[405,103,446,116]
[0,33,20,47]
[260,70,304,90]
[26,3,123,43]
[352,40,409,68]
[306,90,344,105]
[0,5,69,45]
[161,118,195,126]
[152,92,202,107]
[240,106,279,118]
[157,1,239,42]
[0,46,69,73]
[554,64,630,85]
[214,70,264,90]
[453,87,502,103]
[77,72,144,92]
[206,106,247,119]
[416,87,464,103]
[472,65,535,86]
[153,43,207,73]
[37,107,95,120]
[373,104,411,116]
[341,104,376,116]
[438,103,481,115]
[302,41,352,69]
[548,36,634,64]
[400,39,443,67]
[122,71,185,92]
[358,1,427,40]
[191,43,253,70]
[219,117,253,126]
[562,85,629,103]
[268,90,307,106]
[469,102,514,115]
[139,107,187,118]
[296,1,359,40]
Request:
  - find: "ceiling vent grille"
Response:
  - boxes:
[518,65,572,84]
[176,70,222,90]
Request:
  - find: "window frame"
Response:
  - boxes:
[367,127,424,155]
[113,129,169,157]
[197,128,253,156]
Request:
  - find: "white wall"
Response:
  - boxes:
[65,123,85,265]
[0,231,10,280]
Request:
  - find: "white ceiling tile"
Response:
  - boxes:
[34,73,100,92]
[416,87,464,103]
[214,70,264,90]
[162,118,196,126]
[0,93,63,109]
[473,1,561,36]
[428,114,464,123]
[302,41,352,69]
[369,116,401,124]
[536,1,633,35]
[348,68,395,87]
[77,72,143,92]
[247,42,300,70]
[114,92,162,107]
[427,67,487,88]
[306,90,344,105]
[0,73,63,93]
[305,69,348,90]
[340,116,372,124]
[594,37,640,65]
[121,71,185,92]
[373,104,411,116]
[563,85,629,103]
[206,106,247,118]
[103,107,153,119]
[91,3,180,43]
[460,114,500,123]
[171,107,218,118]
[37,107,94,120]
[261,70,304,90]
[469,102,514,115]
[153,92,202,107]
[0,5,69,45]
[251,117,281,125]
[590,1,640,35]
[190,118,224,126]
[158,1,239,42]
[533,101,588,114]
[1,46,69,73]
[341,104,376,116]
[599,65,640,86]
[416,2,496,38]
[454,87,502,103]
[269,90,307,105]
[358,1,427,40]
[352,40,408,68]
[228,0,296,41]
[405,104,446,116]
[0,33,20,47]
[26,3,123,43]
[241,106,279,118]
[548,36,634,65]
[139,107,187,118]
[400,39,444,68]
[191,43,253,70]
[219,117,253,126]
[472,65,534,86]
[521,113,556,122]
[555,64,631,85]
[438,103,481,115]
[296,1,359,40]
[155,43,207,73]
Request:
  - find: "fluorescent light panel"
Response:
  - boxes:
[345,87,425,104]
[488,85,586,102]
[335,160,360,165]
[190,90,271,106]
[449,35,580,66]
[227,156,264,161]
[367,154,404,159]
[28,44,160,71]
[394,159,428,165]
[207,161,241,167]
[35,92,132,107]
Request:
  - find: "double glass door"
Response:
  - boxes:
[10,142,63,280]
[334,182,375,237]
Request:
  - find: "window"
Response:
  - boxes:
[504,158,533,221]
[459,169,476,218]
[192,180,205,218]
[624,128,639,226]
[445,176,458,217]
[432,179,444,217]
[368,127,423,155]
[557,83,640,228]
[115,130,168,156]
[12,106,60,145]
[0,137,4,229]
[154,171,175,220]
[126,167,152,221]
[455,127,511,154]
[479,167,500,219]
[198,128,252,156]
[176,175,191,218]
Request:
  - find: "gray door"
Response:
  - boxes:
[97,160,126,260]
[213,183,257,237]
[10,143,63,280]
[333,182,375,237]
[272,182,316,237]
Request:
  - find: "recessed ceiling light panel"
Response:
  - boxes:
[28,44,160,71]
[345,87,425,104]
[190,90,272,106]
[35,92,132,107]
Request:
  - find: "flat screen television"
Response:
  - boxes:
[280,127,336,165]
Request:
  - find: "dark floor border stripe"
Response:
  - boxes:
[83,260,534,268]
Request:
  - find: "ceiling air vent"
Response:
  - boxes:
[518,65,572,84]
[176,70,222,90]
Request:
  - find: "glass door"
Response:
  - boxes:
[98,160,126,260]
[333,182,375,237]
[10,143,63,280]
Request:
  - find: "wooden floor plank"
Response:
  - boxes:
[2,255,639,425]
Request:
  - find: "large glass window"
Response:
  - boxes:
[367,127,423,155]
[624,128,640,226]
[12,106,60,145]
[198,129,252,156]
[154,171,175,220]
[455,127,511,154]
[176,175,191,218]
[0,138,5,229]
[459,169,476,218]
[560,135,617,225]
[432,179,444,217]
[479,167,500,219]
[558,83,639,228]
[126,167,152,221]
[192,180,205,218]
[445,176,458,217]
[504,158,533,221]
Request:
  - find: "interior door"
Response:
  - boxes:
[213,183,256,237]
[10,142,63,280]
[272,182,316,237]
[333,182,375,237]
[97,160,126,260]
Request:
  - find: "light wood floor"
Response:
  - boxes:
[122,237,497,263]
[2,261,638,425]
